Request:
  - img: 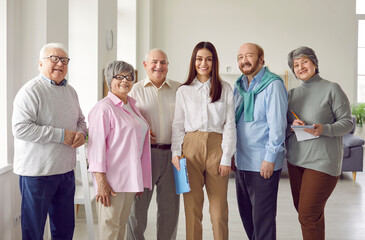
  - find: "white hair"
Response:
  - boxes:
[39,43,68,60]
[144,48,169,62]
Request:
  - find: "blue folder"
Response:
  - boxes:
[173,157,191,195]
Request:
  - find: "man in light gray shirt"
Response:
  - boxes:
[12,43,87,240]
[127,49,180,240]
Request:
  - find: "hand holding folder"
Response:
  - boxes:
[172,156,191,195]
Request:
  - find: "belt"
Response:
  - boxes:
[151,144,171,150]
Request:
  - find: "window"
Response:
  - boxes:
[0,0,9,170]
[357,0,365,103]
[358,20,365,103]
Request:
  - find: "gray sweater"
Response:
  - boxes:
[286,74,353,176]
[12,75,87,176]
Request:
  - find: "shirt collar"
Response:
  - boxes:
[107,91,136,107]
[40,74,67,86]
[241,66,266,91]
[143,77,171,89]
[192,78,211,90]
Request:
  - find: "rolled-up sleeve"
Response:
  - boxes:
[87,106,109,173]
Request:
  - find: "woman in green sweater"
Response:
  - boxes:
[286,46,353,240]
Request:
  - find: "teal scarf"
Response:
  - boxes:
[235,67,283,122]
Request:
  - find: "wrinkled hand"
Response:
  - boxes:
[94,173,116,207]
[231,156,236,172]
[72,132,85,148]
[150,131,157,144]
[304,124,323,137]
[219,165,231,177]
[260,160,274,179]
[172,155,181,171]
[63,129,76,146]
[290,119,306,132]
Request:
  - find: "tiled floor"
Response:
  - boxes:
[74,171,365,240]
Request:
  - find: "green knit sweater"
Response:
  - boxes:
[286,74,353,176]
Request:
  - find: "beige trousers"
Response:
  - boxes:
[96,192,135,240]
[182,131,229,240]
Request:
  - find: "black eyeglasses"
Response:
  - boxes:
[43,55,70,65]
[113,75,134,81]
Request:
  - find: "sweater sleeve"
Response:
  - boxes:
[12,85,63,144]
[321,83,353,137]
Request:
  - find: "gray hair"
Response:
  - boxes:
[104,60,135,90]
[288,46,319,76]
[144,48,169,62]
[39,43,68,60]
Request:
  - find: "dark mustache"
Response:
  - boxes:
[241,62,252,68]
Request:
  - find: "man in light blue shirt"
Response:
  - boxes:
[233,43,287,240]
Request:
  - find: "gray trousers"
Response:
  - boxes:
[127,148,180,240]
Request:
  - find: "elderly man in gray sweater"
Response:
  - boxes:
[12,43,87,240]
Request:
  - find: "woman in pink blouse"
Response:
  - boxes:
[87,61,152,239]
[171,42,236,240]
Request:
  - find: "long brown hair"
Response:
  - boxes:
[182,41,222,103]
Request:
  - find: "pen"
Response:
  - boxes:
[290,109,299,120]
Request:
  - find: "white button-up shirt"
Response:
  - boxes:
[129,77,181,144]
[171,78,236,166]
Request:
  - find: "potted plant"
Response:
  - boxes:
[352,103,365,127]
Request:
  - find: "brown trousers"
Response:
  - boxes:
[182,131,229,240]
[287,162,339,240]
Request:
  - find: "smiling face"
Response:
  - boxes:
[293,56,317,81]
[111,71,134,99]
[143,49,168,86]
[39,48,68,84]
[237,43,264,78]
[195,48,213,80]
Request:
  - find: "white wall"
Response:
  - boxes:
[69,0,118,117]
[46,0,69,46]
[117,0,137,67]
[136,0,357,102]
[99,0,118,92]
[136,0,152,80]
[0,0,8,168]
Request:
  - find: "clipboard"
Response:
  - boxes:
[291,125,319,141]
[173,157,191,195]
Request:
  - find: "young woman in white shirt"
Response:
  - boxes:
[171,41,236,240]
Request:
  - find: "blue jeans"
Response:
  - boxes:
[19,170,75,240]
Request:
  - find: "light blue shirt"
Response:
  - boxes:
[41,74,68,86]
[234,67,288,172]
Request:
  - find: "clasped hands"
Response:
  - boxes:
[291,119,323,137]
[63,129,85,148]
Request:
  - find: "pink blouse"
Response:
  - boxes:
[88,92,152,193]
